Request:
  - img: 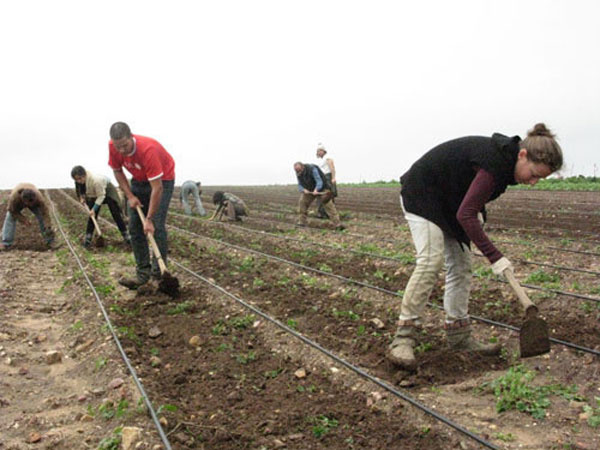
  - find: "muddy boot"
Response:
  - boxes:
[388,320,419,370]
[118,276,148,290]
[83,233,93,248]
[445,320,501,356]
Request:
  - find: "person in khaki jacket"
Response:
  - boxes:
[1,183,58,250]
[71,166,130,247]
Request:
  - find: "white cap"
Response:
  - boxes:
[316,142,326,151]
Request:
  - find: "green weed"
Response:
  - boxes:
[95,357,108,371]
[481,365,581,419]
[229,315,255,329]
[236,351,257,364]
[97,427,122,450]
[310,415,339,438]
[167,301,193,315]
[583,397,600,427]
[332,308,359,321]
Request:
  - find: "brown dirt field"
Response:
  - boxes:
[1,187,599,449]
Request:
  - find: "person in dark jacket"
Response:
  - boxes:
[388,123,563,370]
[293,161,344,230]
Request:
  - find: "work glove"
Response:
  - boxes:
[491,257,514,277]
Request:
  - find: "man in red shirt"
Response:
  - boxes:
[108,122,176,289]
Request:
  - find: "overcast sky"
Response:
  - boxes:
[1,0,599,189]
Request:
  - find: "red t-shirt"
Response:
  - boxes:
[108,134,175,182]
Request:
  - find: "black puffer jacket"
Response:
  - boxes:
[400,133,521,245]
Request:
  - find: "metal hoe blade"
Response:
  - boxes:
[520,314,550,358]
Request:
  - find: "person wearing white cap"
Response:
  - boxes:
[315,143,337,219]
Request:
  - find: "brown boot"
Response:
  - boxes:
[445,319,501,356]
[388,320,420,370]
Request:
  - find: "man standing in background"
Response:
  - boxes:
[108,122,175,290]
[315,143,337,219]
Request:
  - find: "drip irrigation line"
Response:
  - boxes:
[57,190,499,447]
[495,239,600,257]
[167,224,600,356]
[47,192,173,450]
[172,211,600,277]
[177,190,600,258]
[61,189,600,303]
[171,218,600,303]
[169,211,411,263]
[171,259,500,450]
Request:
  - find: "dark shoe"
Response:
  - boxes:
[118,276,148,290]
[295,222,307,228]
[0,243,9,251]
[83,233,93,248]
[121,231,131,246]
[47,240,62,250]
[335,225,346,231]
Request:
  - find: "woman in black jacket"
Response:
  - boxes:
[389,123,563,370]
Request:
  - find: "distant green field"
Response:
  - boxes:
[340,177,600,191]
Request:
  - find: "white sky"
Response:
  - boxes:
[1,0,599,189]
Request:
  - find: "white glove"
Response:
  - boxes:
[491,257,514,276]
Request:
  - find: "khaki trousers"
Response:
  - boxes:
[297,191,340,226]
[399,198,472,323]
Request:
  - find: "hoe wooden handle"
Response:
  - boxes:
[84,204,102,236]
[136,206,167,275]
[504,269,538,317]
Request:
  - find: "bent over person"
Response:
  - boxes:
[180,180,206,216]
[210,191,248,221]
[108,122,176,290]
[388,123,563,370]
[71,165,130,247]
[293,161,344,230]
[1,183,57,250]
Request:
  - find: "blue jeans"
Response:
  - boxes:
[128,180,174,281]
[181,182,206,216]
[2,207,54,247]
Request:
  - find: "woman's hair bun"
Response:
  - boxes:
[528,123,555,138]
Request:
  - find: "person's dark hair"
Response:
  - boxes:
[520,123,563,173]
[110,122,132,140]
[213,191,225,205]
[21,189,36,203]
[71,165,86,179]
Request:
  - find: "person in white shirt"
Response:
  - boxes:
[315,143,337,219]
[71,166,130,247]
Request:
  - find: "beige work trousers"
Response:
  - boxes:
[297,191,340,226]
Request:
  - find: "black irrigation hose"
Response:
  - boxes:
[47,192,173,450]
[174,211,600,303]
[232,204,600,258]
[173,210,600,278]
[167,224,600,357]
[201,189,600,241]
[171,259,501,450]
[57,190,499,448]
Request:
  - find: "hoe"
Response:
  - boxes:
[504,269,550,358]
[84,204,105,247]
[136,206,180,298]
